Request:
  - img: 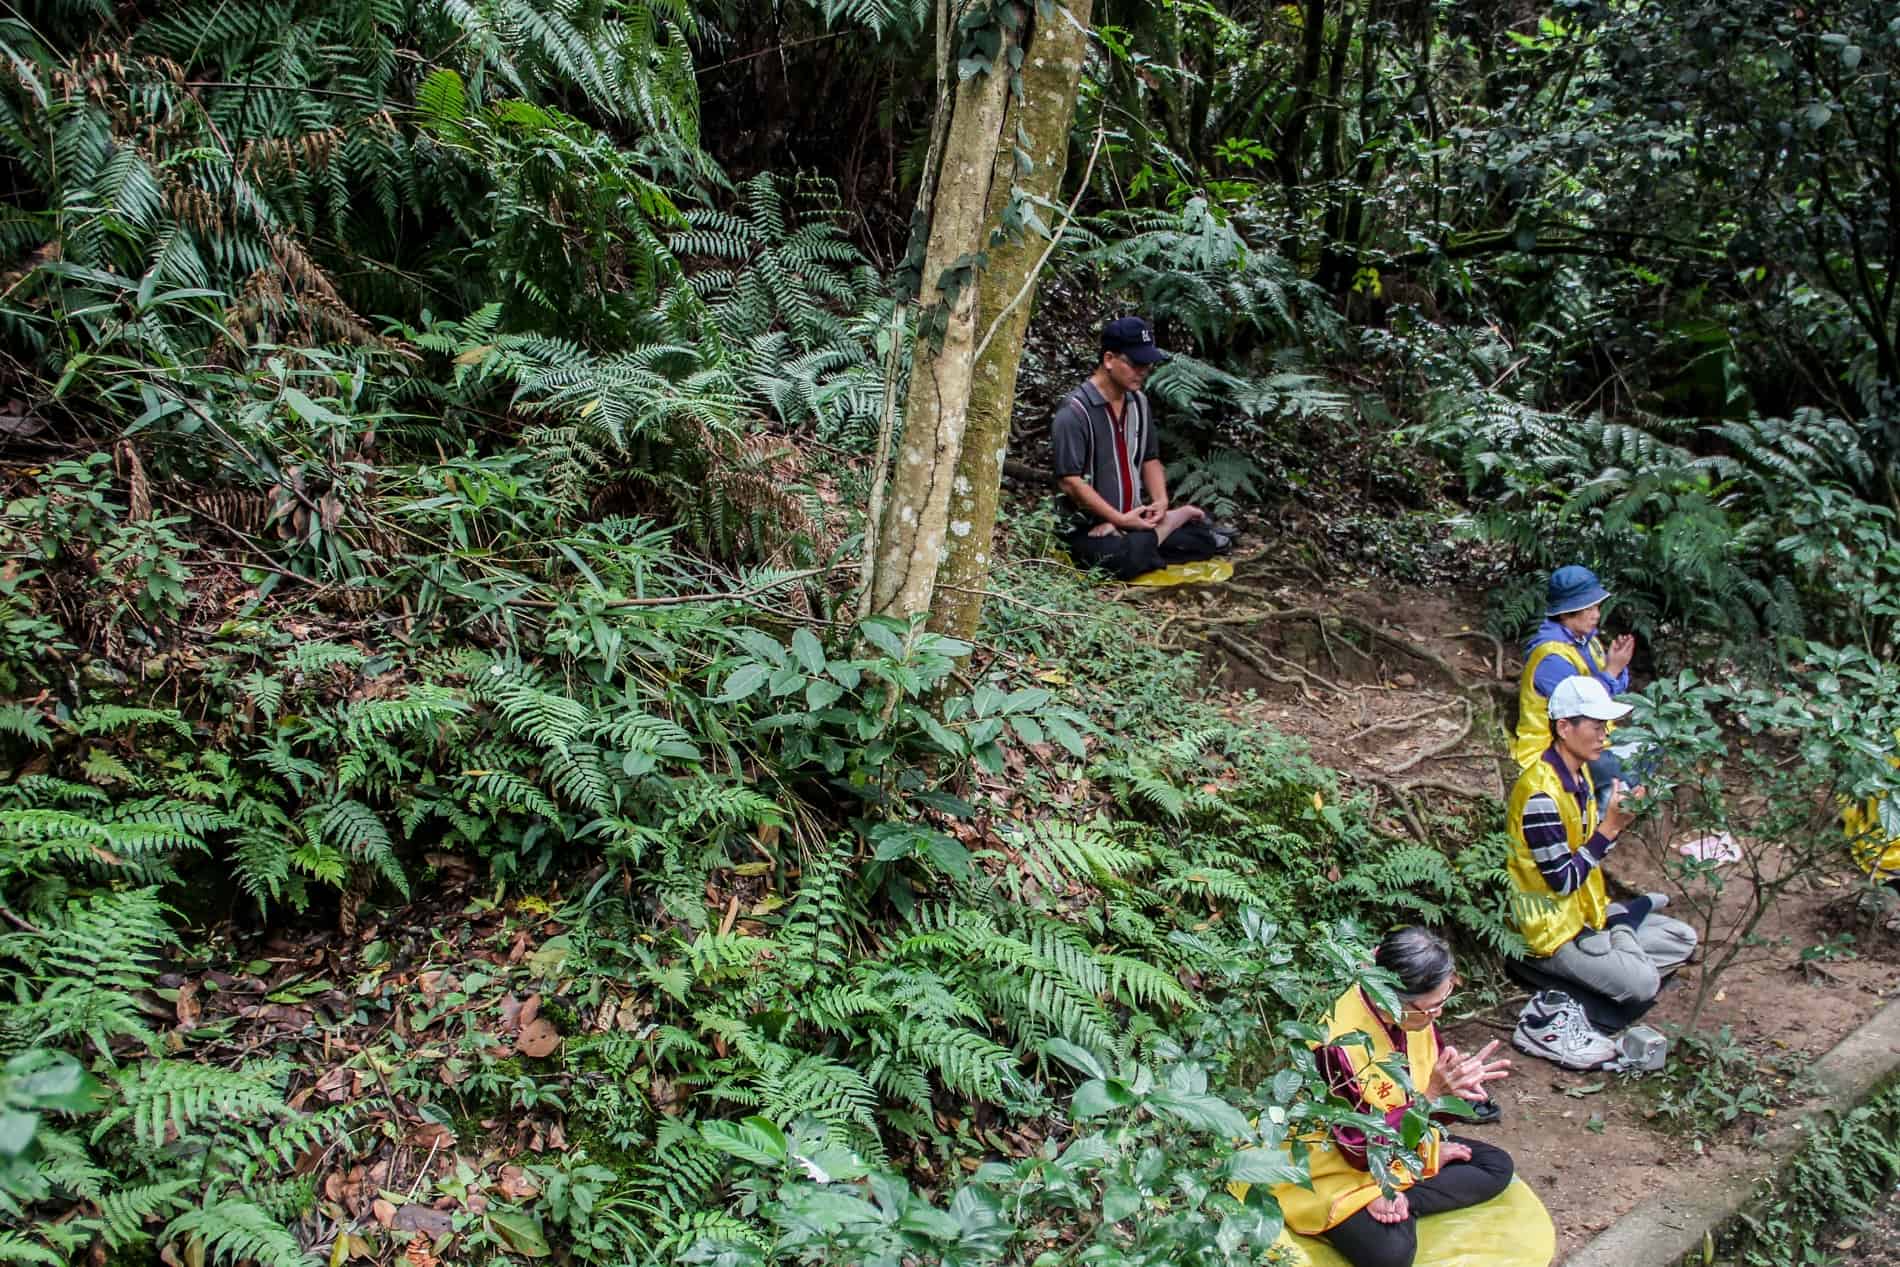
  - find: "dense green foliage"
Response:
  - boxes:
[4,0,1900,1262]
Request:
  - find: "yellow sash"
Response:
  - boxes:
[1269,986,1442,1235]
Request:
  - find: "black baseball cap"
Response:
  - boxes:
[1101,316,1170,365]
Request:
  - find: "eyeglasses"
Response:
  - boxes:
[1399,991,1452,1018]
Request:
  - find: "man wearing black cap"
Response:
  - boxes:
[1050,316,1226,579]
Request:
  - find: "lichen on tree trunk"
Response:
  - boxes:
[868,16,1022,621]
[929,0,1095,640]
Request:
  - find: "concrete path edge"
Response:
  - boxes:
[1564,995,1900,1267]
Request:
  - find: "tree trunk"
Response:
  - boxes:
[868,14,1022,620]
[929,0,1094,640]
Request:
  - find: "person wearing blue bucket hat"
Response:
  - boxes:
[1510,565,1637,807]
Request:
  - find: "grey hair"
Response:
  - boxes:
[1374,926,1454,999]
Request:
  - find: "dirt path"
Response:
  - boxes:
[1150,559,1900,1263]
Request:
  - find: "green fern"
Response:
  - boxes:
[70,706,192,740]
[108,1060,292,1147]
[0,707,51,750]
[0,889,170,1059]
[163,1196,310,1267]
[93,1180,195,1249]
[306,799,406,896]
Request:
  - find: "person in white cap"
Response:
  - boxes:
[1505,675,1698,1068]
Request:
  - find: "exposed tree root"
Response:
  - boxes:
[1234,631,1347,695]
[1331,612,1470,689]
[1371,778,1429,842]
[1208,630,1313,698]
[1344,696,1463,743]
[1382,699,1474,775]
[1187,604,1472,692]
[1448,628,1508,680]
[1392,777,1496,801]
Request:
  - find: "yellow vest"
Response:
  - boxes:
[1842,736,1900,879]
[1506,755,1609,956]
[1511,639,1607,770]
[1842,799,1900,877]
[1270,986,1442,1235]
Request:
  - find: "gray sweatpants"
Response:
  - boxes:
[1543,911,1698,1006]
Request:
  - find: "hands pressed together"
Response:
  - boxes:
[1602,778,1647,837]
[1605,632,1636,676]
[1425,1039,1513,1102]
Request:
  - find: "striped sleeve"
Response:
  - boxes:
[1521,791,1614,895]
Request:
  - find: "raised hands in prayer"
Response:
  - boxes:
[1425,1039,1513,1102]
[1605,632,1636,676]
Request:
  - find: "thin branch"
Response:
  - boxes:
[857,299,909,621]
[970,124,1106,365]
[933,582,1089,620]
[694,32,851,76]
[182,79,387,106]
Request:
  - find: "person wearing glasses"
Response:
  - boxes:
[1050,316,1228,580]
[1505,675,1698,1069]
[1271,926,1516,1267]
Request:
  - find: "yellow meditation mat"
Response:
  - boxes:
[1127,558,1234,587]
[1264,1179,1555,1267]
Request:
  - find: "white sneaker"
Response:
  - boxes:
[1511,990,1618,1070]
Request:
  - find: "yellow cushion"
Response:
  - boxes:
[1127,559,1234,587]
[1267,1179,1555,1267]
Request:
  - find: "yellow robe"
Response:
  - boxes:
[1270,986,1442,1235]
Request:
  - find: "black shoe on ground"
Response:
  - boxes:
[1431,1096,1501,1126]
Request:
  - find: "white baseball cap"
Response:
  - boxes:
[1548,674,1631,722]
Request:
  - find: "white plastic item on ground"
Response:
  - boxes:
[1676,832,1742,864]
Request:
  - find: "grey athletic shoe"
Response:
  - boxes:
[1511,990,1618,1071]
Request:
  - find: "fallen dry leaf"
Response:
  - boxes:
[495,1165,539,1200]
[406,1122,456,1148]
[372,1198,397,1228]
[515,1018,560,1059]
[392,1205,453,1237]
[175,981,200,1030]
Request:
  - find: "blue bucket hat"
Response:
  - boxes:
[1547,565,1611,617]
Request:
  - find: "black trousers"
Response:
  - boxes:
[1067,519,1225,581]
[1321,1138,1515,1267]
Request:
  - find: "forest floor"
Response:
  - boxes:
[1834,1193,1900,1264]
[152,541,1900,1265]
[1140,552,1900,1263]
